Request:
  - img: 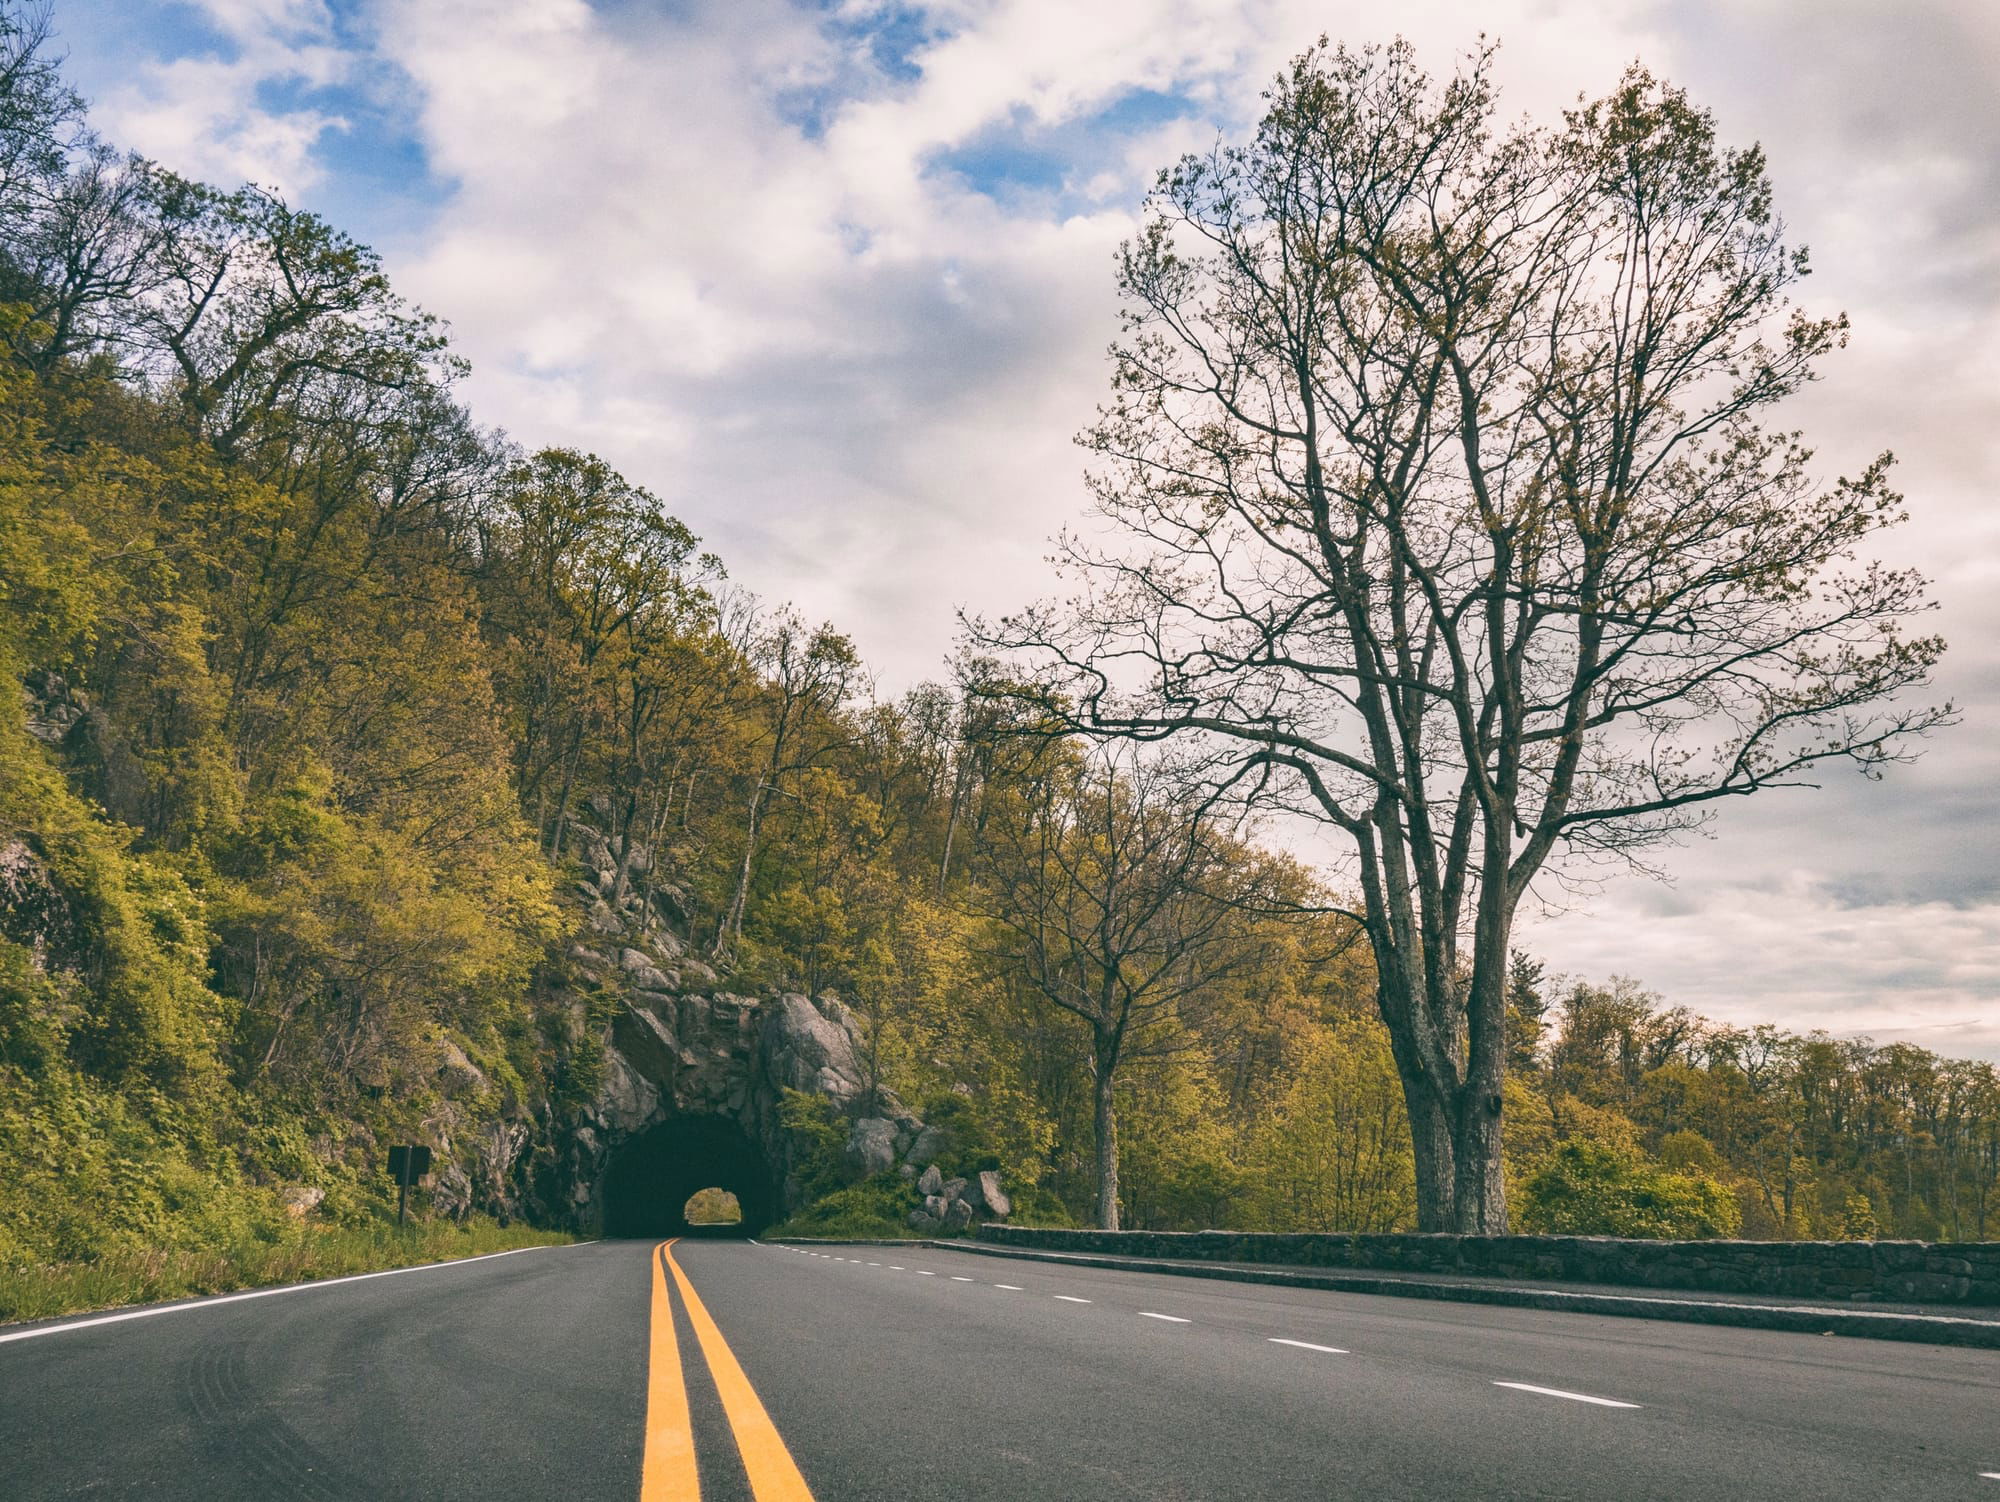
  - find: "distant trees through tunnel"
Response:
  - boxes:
[599,1116,775,1238]
[684,1189,741,1225]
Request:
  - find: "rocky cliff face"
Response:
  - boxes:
[483,816,963,1233]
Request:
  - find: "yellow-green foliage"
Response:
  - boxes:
[682,1187,742,1224]
[1517,1140,1742,1240]
[768,1174,925,1240]
[0,1216,570,1324]
[1244,1018,1414,1233]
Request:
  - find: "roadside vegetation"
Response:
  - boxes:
[0,0,1992,1301]
[0,1217,570,1324]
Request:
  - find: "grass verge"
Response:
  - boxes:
[0,1217,574,1325]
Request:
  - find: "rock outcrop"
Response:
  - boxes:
[444,811,1010,1233]
[906,1165,1001,1233]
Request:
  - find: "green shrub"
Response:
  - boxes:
[1517,1140,1740,1239]
[777,1087,848,1201]
[768,1172,920,1239]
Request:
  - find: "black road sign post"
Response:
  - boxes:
[387,1144,433,1227]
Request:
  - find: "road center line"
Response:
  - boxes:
[1269,1338,1349,1354]
[1493,1381,1640,1409]
[1140,1313,1191,1323]
[640,1241,700,1502]
[663,1241,818,1501]
[1054,1295,1092,1303]
[0,1244,574,1346]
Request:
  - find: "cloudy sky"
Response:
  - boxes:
[50,0,2000,1057]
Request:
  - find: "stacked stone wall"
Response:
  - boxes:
[977,1226,2000,1305]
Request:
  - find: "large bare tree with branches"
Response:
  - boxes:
[978,42,1948,1232]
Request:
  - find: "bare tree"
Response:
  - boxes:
[977,42,1947,1231]
[975,748,1285,1229]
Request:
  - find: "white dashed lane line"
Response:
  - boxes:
[1140,1313,1191,1324]
[889,1265,905,1270]
[916,1270,935,1276]
[1493,1382,1640,1409]
[1053,1295,1091,1304]
[950,1276,975,1282]
[994,1285,1024,1291]
[1269,1339,1348,1354]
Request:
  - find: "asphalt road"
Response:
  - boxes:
[3,1236,1997,1499]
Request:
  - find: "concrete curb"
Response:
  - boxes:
[772,1236,2000,1350]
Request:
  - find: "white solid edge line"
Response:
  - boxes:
[1140,1312,1191,1323]
[1269,1338,1349,1354]
[1493,1381,1640,1409]
[1054,1295,1092,1303]
[0,1243,579,1346]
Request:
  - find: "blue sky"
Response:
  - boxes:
[55,0,1220,248]
[48,0,2000,1054]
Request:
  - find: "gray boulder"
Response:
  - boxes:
[943,1199,974,1231]
[977,1170,1011,1219]
[843,1117,899,1177]
[908,1209,940,1232]
[619,947,675,991]
[431,1166,474,1220]
[923,1194,949,1220]
[277,1185,325,1219]
[917,1163,944,1196]
[904,1123,949,1168]
[762,993,867,1104]
[942,1176,969,1204]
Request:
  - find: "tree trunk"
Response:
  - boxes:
[714,781,765,959]
[1393,1052,1458,1232]
[1450,1089,1507,1232]
[1093,1044,1121,1231]
[1451,885,1514,1233]
[936,756,971,898]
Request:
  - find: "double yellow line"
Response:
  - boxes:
[643,1239,815,1502]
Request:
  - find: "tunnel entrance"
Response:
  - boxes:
[600,1115,776,1238]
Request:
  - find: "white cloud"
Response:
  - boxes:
[89,0,351,196]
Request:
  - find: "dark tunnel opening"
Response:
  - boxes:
[600,1115,777,1238]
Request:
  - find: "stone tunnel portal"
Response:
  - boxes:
[600,1115,778,1238]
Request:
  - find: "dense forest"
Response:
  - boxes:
[0,7,1994,1296]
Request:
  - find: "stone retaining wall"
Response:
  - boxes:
[976,1226,2000,1306]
